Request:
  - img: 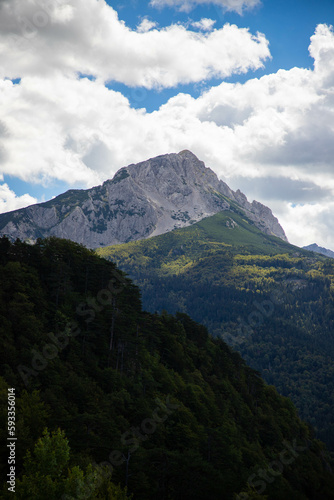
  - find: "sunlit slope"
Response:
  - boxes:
[97,210,302,274]
[1,236,334,499]
[97,211,334,453]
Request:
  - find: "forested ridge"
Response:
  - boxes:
[1,236,334,499]
[97,211,334,454]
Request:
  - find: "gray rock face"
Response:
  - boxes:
[303,243,334,259]
[0,150,287,247]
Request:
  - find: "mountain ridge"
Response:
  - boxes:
[1,236,334,499]
[0,150,287,247]
[97,212,334,452]
[303,243,334,259]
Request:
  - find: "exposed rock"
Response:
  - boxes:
[303,243,334,259]
[0,151,287,248]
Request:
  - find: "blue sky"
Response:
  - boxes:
[108,0,333,110]
[0,0,334,248]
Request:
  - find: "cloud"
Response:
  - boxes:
[0,183,37,213]
[309,23,334,86]
[228,177,332,204]
[0,16,334,249]
[191,18,216,31]
[0,0,270,88]
[278,202,334,250]
[150,0,261,15]
[137,18,158,33]
[0,76,123,187]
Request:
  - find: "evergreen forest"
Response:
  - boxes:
[1,236,334,499]
[97,211,334,454]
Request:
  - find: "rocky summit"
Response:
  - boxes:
[303,243,334,259]
[0,150,287,248]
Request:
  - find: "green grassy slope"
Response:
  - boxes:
[97,212,334,453]
[98,211,300,270]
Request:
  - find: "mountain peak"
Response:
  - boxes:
[303,243,334,258]
[0,151,287,247]
[178,149,200,160]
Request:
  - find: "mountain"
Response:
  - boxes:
[0,150,287,248]
[1,236,334,499]
[97,212,334,453]
[303,243,334,259]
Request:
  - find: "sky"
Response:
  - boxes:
[0,0,334,249]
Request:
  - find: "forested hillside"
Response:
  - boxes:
[1,236,334,499]
[97,211,334,453]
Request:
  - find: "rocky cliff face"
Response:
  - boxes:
[303,243,334,259]
[0,150,287,247]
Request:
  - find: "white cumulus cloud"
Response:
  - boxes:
[0,6,334,250]
[150,0,261,15]
[137,18,158,33]
[0,183,37,213]
[0,0,269,88]
[191,18,216,31]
